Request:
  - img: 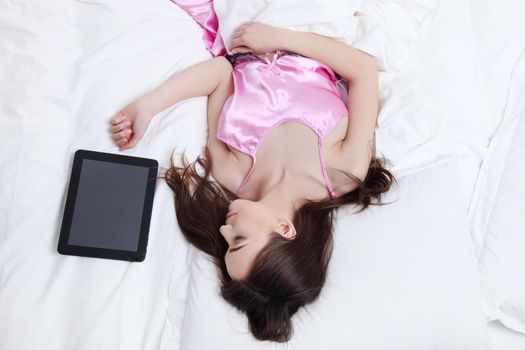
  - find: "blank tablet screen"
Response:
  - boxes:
[67,159,149,251]
[58,149,158,262]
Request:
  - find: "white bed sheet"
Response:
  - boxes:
[1,0,524,349]
[464,0,525,336]
[489,321,525,350]
[470,56,525,334]
[0,0,202,348]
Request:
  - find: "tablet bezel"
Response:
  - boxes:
[57,149,158,262]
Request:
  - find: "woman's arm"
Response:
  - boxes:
[230,22,376,82]
[140,56,233,116]
[285,31,379,178]
[110,56,232,150]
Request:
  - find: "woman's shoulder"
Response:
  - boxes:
[209,148,250,195]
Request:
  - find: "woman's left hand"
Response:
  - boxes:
[229,21,289,54]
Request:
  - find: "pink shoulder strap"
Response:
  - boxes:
[318,138,338,199]
[235,156,257,196]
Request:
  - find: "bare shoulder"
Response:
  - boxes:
[205,57,240,193]
[213,55,234,73]
[209,150,245,194]
[328,137,374,190]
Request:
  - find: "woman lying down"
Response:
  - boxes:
[109,22,396,342]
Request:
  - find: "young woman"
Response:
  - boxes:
[109,22,396,342]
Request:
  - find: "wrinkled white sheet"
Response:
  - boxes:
[1,0,524,349]
[0,1,203,348]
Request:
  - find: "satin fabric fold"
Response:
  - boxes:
[170,0,226,56]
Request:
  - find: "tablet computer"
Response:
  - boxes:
[57,149,158,262]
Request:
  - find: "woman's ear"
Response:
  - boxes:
[275,219,297,240]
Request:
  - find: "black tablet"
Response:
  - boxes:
[57,149,158,262]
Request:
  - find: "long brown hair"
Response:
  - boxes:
[157,144,396,342]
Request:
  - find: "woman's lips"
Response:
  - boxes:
[226,210,237,220]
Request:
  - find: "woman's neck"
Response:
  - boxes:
[256,168,302,221]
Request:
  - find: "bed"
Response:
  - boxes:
[1,0,524,349]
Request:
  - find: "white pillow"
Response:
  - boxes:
[175,160,494,349]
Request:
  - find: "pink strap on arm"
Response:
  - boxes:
[170,0,227,57]
[235,156,257,196]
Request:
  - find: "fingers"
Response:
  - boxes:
[230,35,245,51]
[234,21,252,32]
[119,134,138,151]
[231,21,261,52]
[116,137,129,148]
[110,110,127,125]
[110,119,131,133]
[231,37,253,53]
[109,111,131,138]
[231,46,252,54]
[109,110,132,149]
[111,128,132,141]
[231,22,253,50]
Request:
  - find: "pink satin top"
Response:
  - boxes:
[216,50,349,199]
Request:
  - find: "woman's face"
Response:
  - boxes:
[219,199,296,280]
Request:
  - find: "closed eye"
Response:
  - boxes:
[229,235,247,253]
[229,243,247,253]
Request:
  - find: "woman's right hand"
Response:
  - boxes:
[229,21,290,54]
[109,100,154,151]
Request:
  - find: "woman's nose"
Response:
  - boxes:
[220,225,236,246]
[219,225,231,239]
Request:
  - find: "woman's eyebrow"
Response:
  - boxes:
[229,243,248,253]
